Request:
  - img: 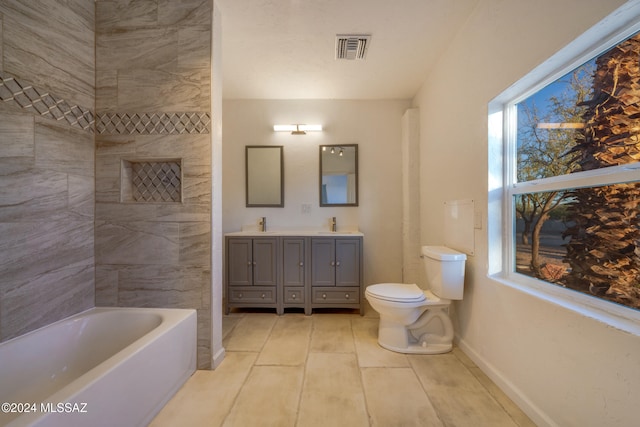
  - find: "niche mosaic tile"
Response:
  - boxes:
[96,112,211,135]
[122,160,182,203]
[0,72,94,133]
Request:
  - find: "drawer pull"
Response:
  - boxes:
[292,294,297,299]
[238,293,243,299]
[322,293,327,299]
[261,293,266,299]
[345,294,350,299]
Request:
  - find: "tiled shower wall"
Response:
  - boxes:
[94,0,213,368]
[0,1,96,341]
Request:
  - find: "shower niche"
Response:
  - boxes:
[121,159,183,203]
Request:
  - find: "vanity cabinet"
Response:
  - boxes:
[282,238,309,314]
[225,234,363,315]
[310,238,361,311]
[226,237,278,313]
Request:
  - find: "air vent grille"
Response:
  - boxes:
[335,34,371,60]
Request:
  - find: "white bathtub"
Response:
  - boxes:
[0,307,196,427]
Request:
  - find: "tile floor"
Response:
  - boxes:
[150,307,536,427]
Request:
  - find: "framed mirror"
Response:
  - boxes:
[319,144,358,206]
[246,146,284,207]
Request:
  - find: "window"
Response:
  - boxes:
[490,6,640,327]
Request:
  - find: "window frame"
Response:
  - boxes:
[488,3,640,335]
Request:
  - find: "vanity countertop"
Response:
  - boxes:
[225,230,363,237]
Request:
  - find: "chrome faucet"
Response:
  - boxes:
[330,217,336,232]
[259,217,267,232]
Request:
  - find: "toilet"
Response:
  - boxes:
[365,245,466,354]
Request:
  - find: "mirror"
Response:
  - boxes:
[246,146,284,207]
[319,144,358,206]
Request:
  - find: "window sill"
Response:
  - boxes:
[488,272,640,337]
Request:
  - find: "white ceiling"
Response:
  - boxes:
[216,0,478,100]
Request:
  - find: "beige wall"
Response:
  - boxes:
[0,0,95,341]
[222,99,410,287]
[94,0,213,369]
[413,0,639,425]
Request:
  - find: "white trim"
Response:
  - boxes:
[512,164,640,194]
[456,335,557,427]
[488,0,640,336]
[490,274,640,336]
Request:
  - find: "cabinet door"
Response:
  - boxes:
[228,238,253,287]
[311,238,336,286]
[335,239,360,287]
[252,238,278,286]
[283,238,305,287]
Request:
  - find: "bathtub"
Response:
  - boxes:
[0,307,196,427]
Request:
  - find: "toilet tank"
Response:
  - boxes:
[421,246,466,300]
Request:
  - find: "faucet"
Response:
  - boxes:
[330,217,336,232]
[259,217,267,232]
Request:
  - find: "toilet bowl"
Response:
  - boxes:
[366,284,454,354]
[365,246,466,354]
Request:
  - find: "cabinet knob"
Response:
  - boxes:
[253,261,257,265]
[238,293,243,299]
[330,261,335,267]
[261,293,266,299]
[299,262,304,267]
[292,294,297,299]
[322,293,327,299]
[247,261,252,266]
[336,261,341,266]
[345,294,350,299]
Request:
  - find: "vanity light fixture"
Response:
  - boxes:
[273,124,323,135]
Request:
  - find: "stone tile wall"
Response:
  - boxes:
[95,0,213,368]
[0,0,95,340]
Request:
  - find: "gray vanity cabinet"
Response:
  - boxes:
[282,238,309,314]
[310,237,362,313]
[225,234,362,315]
[226,237,278,313]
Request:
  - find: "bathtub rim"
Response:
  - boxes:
[1,306,197,427]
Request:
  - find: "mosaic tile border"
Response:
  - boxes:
[131,161,182,203]
[96,112,211,135]
[0,72,95,133]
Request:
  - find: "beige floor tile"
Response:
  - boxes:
[297,353,369,427]
[309,314,356,353]
[424,385,519,427]
[150,351,257,426]
[223,313,276,352]
[155,312,534,427]
[468,366,537,427]
[361,367,444,427]
[223,365,303,427]
[222,315,243,340]
[411,354,518,427]
[409,353,485,390]
[256,315,312,366]
[352,317,410,368]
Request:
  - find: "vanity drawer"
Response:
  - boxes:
[284,287,305,303]
[229,287,276,304]
[312,287,359,304]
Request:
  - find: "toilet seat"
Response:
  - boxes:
[366,283,426,303]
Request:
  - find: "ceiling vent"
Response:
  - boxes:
[335,34,371,60]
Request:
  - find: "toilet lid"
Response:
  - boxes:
[366,283,426,303]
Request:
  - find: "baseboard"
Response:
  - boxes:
[211,346,226,369]
[455,336,555,427]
